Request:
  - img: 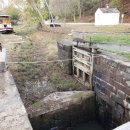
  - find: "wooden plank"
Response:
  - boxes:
[72,46,94,90]
[73,47,91,56]
[73,56,91,66]
[73,63,91,74]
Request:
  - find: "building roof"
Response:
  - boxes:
[99,8,120,13]
[0,14,10,18]
[113,122,130,130]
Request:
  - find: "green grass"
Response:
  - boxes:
[85,33,130,59]
[85,34,130,44]
[32,100,43,109]
[47,63,83,91]
[71,92,84,99]
[118,53,130,59]
[48,71,81,91]
[109,51,130,59]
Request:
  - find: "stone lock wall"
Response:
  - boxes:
[93,55,130,129]
[57,40,73,75]
[57,39,130,129]
[29,91,95,130]
[0,49,33,130]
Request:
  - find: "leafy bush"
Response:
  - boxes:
[5,5,21,20]
[109,0,123,11]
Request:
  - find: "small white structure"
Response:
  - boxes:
[95,8,120,25]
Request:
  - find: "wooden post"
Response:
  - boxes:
[90,48,97,90]
[121,14,124,24]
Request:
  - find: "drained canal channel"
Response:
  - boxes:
[0,37,130,130]
[27,40,130,130]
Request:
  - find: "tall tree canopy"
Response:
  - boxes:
[24,0,48,24]
[49,0,99,21]
[4,4,21,20]
[109,0,123,11]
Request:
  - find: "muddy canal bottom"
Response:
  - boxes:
[74,121,104,130]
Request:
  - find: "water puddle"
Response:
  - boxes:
[74,121,104,130]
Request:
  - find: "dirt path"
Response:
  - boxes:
[0,34,25,62]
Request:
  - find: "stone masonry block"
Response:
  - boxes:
[112,104,124,120]
[126,96,130,104]
[102,81,114,92]
[112,80,130,96]
[111,93,124,106]
[95,87,110,105]
[111,62,118,68]
[93,76,97,83]
[117,90,126,100]
[57,40,73,75]
[116,63,124,72]
[123,100,130,110]
[126,81,130,88]
[121,72,130,81]
[126,68,130,74]
[94,57,100,65]
[96,78,102,85]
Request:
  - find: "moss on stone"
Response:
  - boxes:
[71,92,93,100]
[32,101,43,109]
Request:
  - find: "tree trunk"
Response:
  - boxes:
[73,12,76,22]
[32,0,44,23]
[79,6,82,19]
[43,0,55,27]
[78,0,82,19]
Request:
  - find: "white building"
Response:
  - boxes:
[95,8,120,25]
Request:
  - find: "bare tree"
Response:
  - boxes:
[26,0,44,22]
[49,0,80,22]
